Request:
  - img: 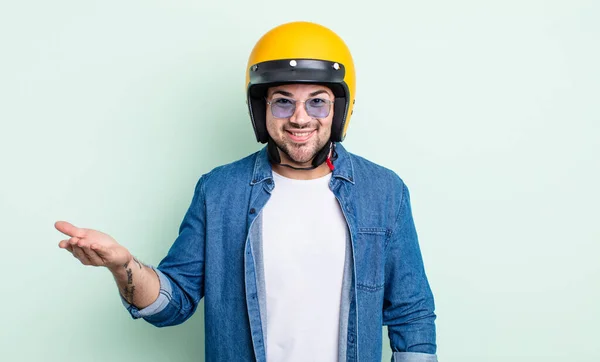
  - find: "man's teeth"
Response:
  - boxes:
[291,132,311,137]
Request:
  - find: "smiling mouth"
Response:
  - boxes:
[286,130,315,142]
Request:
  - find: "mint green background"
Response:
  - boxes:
[1,1,599,361]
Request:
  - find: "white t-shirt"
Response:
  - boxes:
[262,171,348,362]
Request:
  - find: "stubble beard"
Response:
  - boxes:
[274,127,329,166]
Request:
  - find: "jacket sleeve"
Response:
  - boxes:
[122,175,207,327]
[383,182,437,361]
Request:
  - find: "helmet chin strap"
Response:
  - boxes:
[267,139,337,171]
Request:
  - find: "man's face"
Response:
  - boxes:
[266,84,334,167]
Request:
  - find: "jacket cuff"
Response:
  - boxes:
[120,267,173,319]
[392,352,438,362]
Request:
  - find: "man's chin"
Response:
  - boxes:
[275,140,328,167]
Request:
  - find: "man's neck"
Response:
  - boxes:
[271,162,331,180]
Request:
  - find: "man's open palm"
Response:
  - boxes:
[56,221,132,271]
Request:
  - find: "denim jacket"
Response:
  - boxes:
[123,144,437,362]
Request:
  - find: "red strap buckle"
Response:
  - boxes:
[326,156,334,171]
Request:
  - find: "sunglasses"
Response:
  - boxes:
[266,97,334,119]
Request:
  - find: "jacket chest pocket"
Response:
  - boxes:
[354,227,390,292]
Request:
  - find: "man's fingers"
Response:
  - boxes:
[71,238,103,265]
[62,240,105,266]
[72,246,92,265]
[69,236,84,248]
[55,221,86,238]
[80,246,105,266]
[58,240,73,254]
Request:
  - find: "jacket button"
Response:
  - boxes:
[266,179,272,185]
[249,208,256,214]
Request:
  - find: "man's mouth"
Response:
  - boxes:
[286,130,315,143]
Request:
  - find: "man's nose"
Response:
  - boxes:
[289,101,310,125]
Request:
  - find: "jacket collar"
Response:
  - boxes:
[250,142,355,186]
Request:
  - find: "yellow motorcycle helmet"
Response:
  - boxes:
[246,21,356,144]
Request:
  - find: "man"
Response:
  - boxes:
[56,21,437,361]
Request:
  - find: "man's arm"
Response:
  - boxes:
[57,175,208,327]
[55,221,160,309]
[383,183,437,361]
[111,256,160,308]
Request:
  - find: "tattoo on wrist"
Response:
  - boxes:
[123,257,144,270]
[122,257,139,304]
